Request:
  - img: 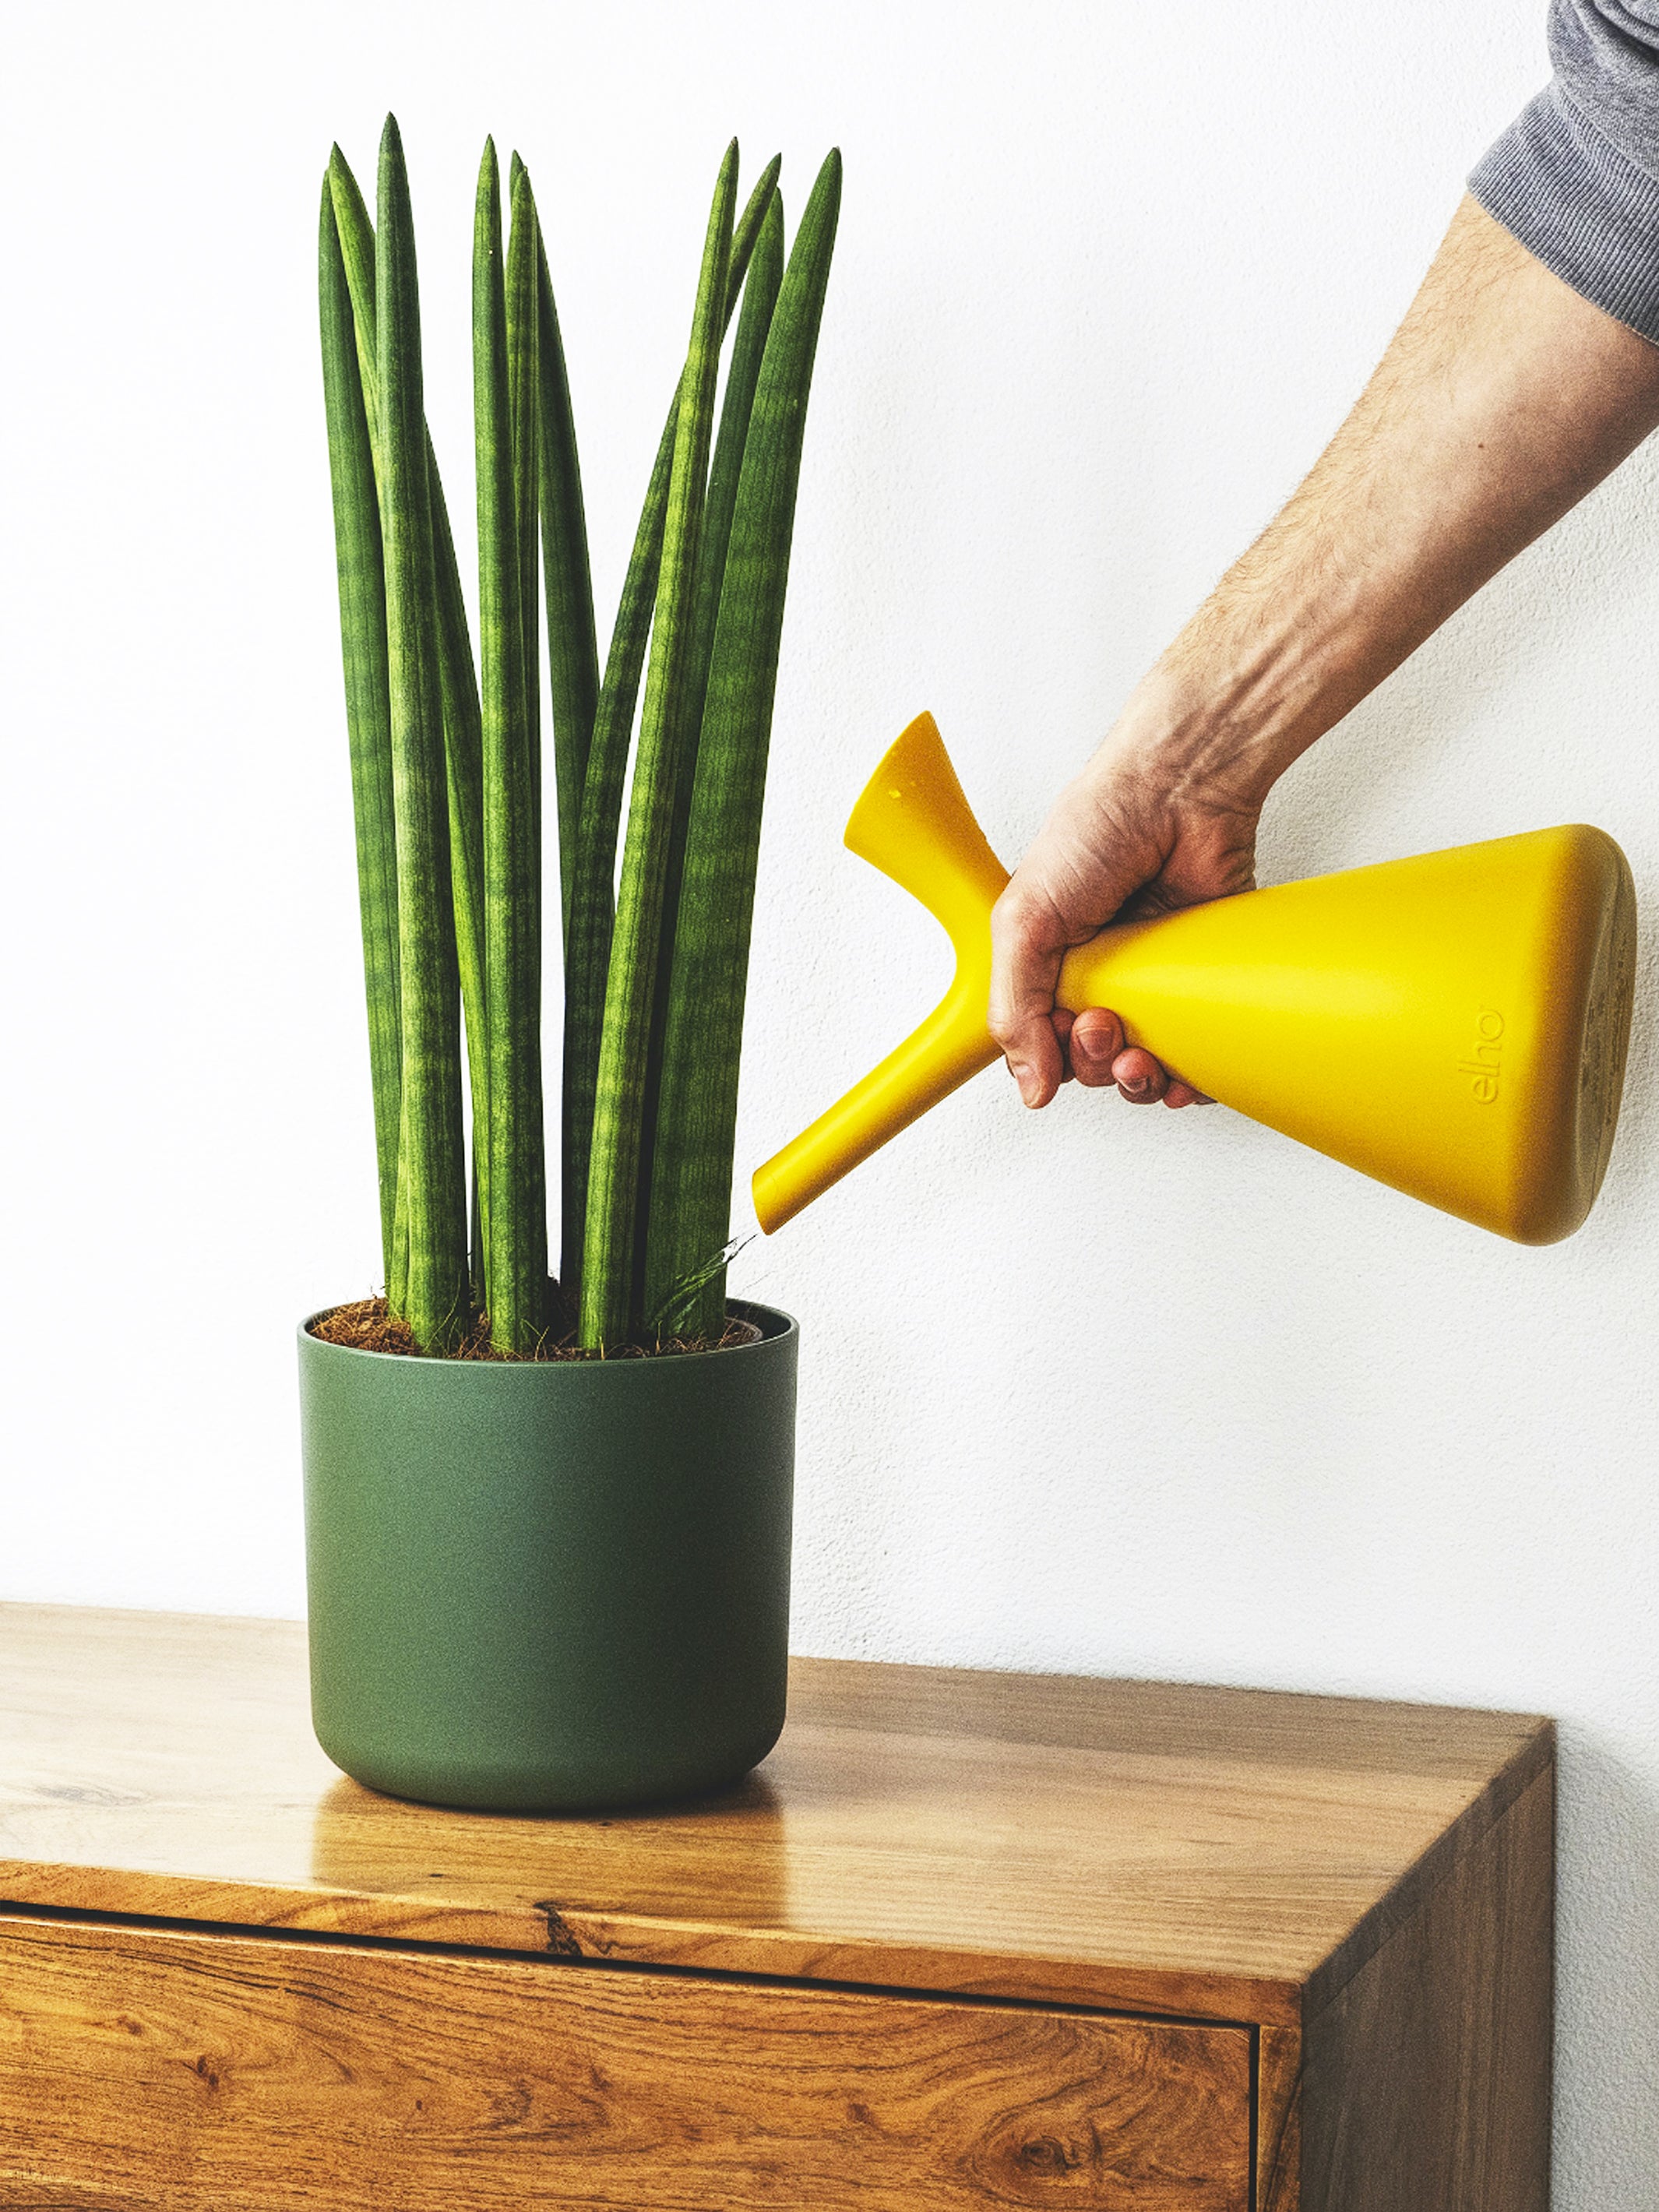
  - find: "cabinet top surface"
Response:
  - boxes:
[0,1604,1548,2027]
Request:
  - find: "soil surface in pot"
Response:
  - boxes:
[308,1298,763,1362]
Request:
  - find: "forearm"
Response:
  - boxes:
[992,31,1659,1111]
[1108,194,1659,808]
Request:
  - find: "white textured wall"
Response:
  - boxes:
[1,1,1653,2196]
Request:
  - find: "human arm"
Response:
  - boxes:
[989,189,1659,1108]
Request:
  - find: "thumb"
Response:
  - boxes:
[988,879,1072,1108]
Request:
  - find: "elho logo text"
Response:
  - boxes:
[1459,1009,1504,1104]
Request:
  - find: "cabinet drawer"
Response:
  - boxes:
[0,1913,1251,2210]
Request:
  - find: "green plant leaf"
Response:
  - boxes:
[429,457,490,1300]
[578,141,739,1347]
[319,177,401,1282]
[555,154,783,1312]
[558,417,674,1307]
[727,156,784,326]
[475,141,548,1351]
[685,190,785,770]
[329,141,489,1317]
[646,150,842,1340]
[637,190,785,1326]
[646,1232,754,1337]
[514,160,599,950]
[377,113,469,1349]
[505,157,543,951]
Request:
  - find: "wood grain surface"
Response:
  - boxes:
[1256,2026,1303,2212]
[1298,1763,1553,2212]
[0,1912,1251,2211]
[0,1605,1551,2027]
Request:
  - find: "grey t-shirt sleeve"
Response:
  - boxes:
[1471,1,1659,340]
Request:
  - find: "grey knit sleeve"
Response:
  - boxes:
[1471,1,1659,340]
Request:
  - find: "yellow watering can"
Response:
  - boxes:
[753,713,1637,1245]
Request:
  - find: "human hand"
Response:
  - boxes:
[988,717,1263,1109]
[991,195,1659,1117]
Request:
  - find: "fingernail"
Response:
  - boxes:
[1120,1075,1150,1099]
[1014,1065,1040,1107]
[1073,1028,1108,1065]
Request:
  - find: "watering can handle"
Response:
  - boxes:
[752,713,1013,1234]
[751,710,1637,1247]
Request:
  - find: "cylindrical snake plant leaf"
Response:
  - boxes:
[558,414,673,1308]
[646,150,842,1341]
[511,158,598,949]
[505,157,543,954]
[508,160,549,1332]
[559,156,787,1309]
[377,114,469,1349]
[319,178,401,1284]
[328,142,490,1305]
[645,164,787,1105]
[684,190,784,771]
[727,157,784,335]
[578,141,738,1348]
[429,457,490,1294]
[557,155,783,1309]
[475,142,548,1352]
[637,190,785,1326]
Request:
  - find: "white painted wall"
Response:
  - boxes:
[1,0,1652,2194]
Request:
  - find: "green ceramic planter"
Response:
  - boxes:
[298,1299,797,1812]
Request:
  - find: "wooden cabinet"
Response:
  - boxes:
[0,1606,1551,2210]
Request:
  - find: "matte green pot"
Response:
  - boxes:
[298,1299,797,1813]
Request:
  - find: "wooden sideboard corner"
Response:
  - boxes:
[0,1604,1552,2210]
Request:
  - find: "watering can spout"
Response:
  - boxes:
[752,712,1637,1246]
[752,714,1008,1235]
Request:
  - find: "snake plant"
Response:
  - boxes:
[320,118,840,1354]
